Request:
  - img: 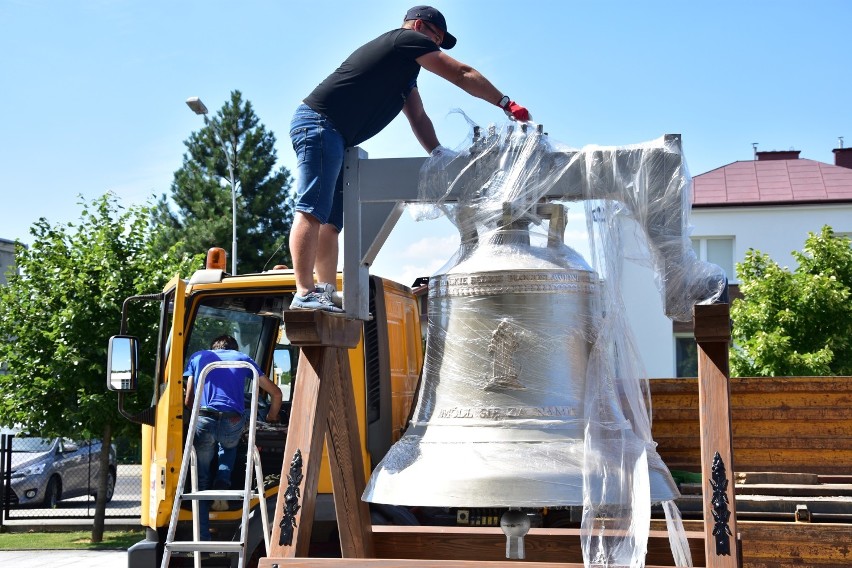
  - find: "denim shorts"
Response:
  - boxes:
[290,104,345,231]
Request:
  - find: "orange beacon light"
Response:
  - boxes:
[206,247,227,271]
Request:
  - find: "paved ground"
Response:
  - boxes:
[0,549,126,567]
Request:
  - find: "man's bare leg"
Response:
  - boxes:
[290,211,321,297]
[315,224,340,287]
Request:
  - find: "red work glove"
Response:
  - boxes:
[501,99,531,122]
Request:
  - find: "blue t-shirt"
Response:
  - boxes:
[184,349,263,414]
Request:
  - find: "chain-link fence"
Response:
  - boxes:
[0,434,141,524]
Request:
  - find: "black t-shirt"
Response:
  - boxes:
[304,29,439,147]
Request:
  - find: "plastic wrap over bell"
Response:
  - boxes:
[365,122,720,567]
[363,123,696,517]
[363,201,678,507]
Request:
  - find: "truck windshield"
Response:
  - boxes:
[182,293,297,405]
[184,305,266,361]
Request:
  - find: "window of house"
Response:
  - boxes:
[691,237,735,282]
[674,334,698,378]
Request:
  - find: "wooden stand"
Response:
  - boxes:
[267,310,374,559]
[694,303,741,567]
[262,306,740,568]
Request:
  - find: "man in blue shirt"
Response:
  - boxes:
[184,334,282,540]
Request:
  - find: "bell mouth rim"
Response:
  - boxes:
[363,438,680,507]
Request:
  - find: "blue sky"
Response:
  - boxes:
[2,0,849,286]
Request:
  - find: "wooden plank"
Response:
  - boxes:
[370,526,705,565]
[656,449,852,475]
[731,376,851,394]
[325,346,374,558]
[653,376,852,392]
[652,520,852,567]
[282,310,363,348]
[655,407,852,420]
[694,303,739,568]
[680,482,852,498]
[259,560,684,568]
[692,303,731,343]
[657,443,852,462]
[268,347,336,557]
[655,418,852,438]
[649,375,852,474]
[730,484,852,498]
[657,434,852,450]
[735,472,820,485]
[729,391,852,408]
[737,522,852,566]
[650,393,701,407]
[660,446,852,461]
[729,437,852,450]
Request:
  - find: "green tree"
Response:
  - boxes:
[731,226,852,377]
[0,194,201,542]
[152,90,295,272]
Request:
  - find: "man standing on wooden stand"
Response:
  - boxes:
[286,5,530,314]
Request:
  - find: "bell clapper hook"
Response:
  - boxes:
[500,508,531,560]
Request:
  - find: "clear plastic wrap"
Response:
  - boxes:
[413,123,726,319]
[365,121,718,567]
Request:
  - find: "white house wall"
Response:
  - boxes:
[621,203,852,378]
[0,238,16,286]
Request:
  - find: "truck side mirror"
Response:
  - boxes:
[107,335,139,392]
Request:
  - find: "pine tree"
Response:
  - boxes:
[153,90,295,272]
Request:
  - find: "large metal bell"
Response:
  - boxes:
[363,204,679,509]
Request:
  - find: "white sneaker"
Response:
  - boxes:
[315,282,343,309]
[289,287,343,313]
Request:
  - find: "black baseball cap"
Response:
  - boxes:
[404,6,457,49]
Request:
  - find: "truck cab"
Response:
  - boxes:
[108,255,422,566]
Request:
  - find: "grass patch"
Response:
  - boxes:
[0,529,144,550]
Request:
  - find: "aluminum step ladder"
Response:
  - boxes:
[161,361,271,568]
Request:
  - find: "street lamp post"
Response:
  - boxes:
[186,96,239,275]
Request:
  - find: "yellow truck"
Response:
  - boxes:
[107,251,422,566]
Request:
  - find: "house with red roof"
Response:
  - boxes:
[623,146,852,377]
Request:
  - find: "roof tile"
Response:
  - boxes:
[693,158,852,205]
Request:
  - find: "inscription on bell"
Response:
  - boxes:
[508,273,581,283]
[438,406,578,420]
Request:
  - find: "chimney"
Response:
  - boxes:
[756,150,801,161]
[833,148,852,169]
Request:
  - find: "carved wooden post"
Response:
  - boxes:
[693,303,740,568]
[268,311,374,559]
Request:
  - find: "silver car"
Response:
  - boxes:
[5,437,117,507]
